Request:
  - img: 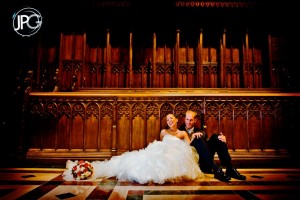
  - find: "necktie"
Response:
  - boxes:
[187,128,194,135]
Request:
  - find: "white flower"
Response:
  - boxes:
[71,160,94,180]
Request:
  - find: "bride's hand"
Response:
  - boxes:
[191,134,195,141]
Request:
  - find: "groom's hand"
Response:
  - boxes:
[218,132,226,143]
[192,132,203,139]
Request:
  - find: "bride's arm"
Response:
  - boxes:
[160,129,167,140]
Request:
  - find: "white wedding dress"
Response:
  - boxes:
[63,134,203,184]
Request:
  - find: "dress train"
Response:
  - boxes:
[63,135,203,184]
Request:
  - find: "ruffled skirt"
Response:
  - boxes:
[63,135,203,184]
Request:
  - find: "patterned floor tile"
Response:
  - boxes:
[0,168,299,200]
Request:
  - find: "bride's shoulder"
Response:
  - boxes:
[160,129,168,139]
[160,129,167,135]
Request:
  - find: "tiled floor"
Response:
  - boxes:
[0,167,300,200]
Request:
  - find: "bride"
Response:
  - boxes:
[62,113,203,184]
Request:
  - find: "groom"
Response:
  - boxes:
[179,110,246,182]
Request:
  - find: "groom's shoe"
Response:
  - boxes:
[226,168,246,180]
[214,168,231,182]
[200,166,213,174]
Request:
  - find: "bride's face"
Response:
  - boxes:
[166,114,178,128]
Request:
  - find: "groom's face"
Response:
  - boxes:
[185,113,196,129]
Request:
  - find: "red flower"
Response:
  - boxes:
[71,160,94,180]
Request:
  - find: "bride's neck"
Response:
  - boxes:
[169,127,177,132]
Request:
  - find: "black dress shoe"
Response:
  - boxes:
[214,168,231,182]
[200,167,213,174]
[226,168,246,180]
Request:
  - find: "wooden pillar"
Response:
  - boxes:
[198,29,203,87]
[129,32,133,88]
[221,29,226,88]
[153,32,157,88]
[59,32,63,89]
[81,32,86,88]
[164,45,168,88]
[184,43,188,88]
[244,30,249,88]
[268,34,274,88]
[112,98,117,155]
[106,29,111,87]
[175,29,180,87]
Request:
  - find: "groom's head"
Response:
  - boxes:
[185,110,197,129]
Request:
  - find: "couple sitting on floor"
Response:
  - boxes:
[63,110,246,184]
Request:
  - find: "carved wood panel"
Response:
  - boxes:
[26,91,300,160]
[35,29,296,91]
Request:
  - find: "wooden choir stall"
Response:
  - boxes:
[26,89,299,162]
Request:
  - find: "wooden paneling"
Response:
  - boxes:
[59,33,86,91]
[25,89,300,160]
[33,28,294,91]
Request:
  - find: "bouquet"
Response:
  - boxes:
[71,160,94,180]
